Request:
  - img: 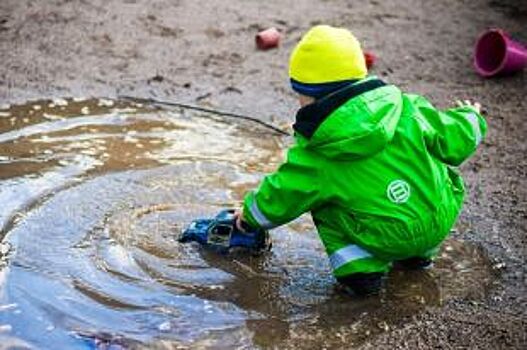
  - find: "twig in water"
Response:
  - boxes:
[119,95,290,136]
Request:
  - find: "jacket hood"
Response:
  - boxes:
[293,78,403,160]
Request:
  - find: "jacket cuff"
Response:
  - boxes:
[451,106,486,146]
[242,192,278,230]
[460,106,485,145]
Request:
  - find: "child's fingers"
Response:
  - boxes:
[234,210,248,232]
[235,216,245,232]
[467,100,482,113]
[456,99,482,113]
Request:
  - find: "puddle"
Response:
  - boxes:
[0,99,496,349]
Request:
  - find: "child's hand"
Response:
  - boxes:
[456,99,482,113]
[233,209,247,233]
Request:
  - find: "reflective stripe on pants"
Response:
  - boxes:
[328,244,373,271]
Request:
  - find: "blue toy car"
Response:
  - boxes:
[178,209,271,253]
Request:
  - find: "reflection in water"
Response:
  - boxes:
[0,99,495,349]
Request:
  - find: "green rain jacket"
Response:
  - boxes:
[242,78,487,276]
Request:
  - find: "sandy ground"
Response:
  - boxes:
[0,0,526,348]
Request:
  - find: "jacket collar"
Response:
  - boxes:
[293,78,386,139]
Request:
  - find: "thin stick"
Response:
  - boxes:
[119,95,290,136]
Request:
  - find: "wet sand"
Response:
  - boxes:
[0,0,526,349]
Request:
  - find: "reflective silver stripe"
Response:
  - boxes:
[249,196,276,229]
[329,244,373,270]
[465,112,482,145]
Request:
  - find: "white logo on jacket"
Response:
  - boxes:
[387,180,410,204]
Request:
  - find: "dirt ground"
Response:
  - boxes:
[0,0,526,349]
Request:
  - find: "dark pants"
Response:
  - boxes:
[337,257,432,296]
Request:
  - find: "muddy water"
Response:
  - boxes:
[0,99,496,349]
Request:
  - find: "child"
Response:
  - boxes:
[235,25,487,296]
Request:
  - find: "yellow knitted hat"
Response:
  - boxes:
[289,25,367,84]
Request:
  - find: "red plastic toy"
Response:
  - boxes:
[364,51,376,69]
[256,27,281,50]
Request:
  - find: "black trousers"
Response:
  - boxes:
[337,257,432,296]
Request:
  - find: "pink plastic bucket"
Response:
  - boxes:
[474,28,527,77]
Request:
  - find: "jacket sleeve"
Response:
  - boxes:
[242,144,324,229]
[409,95,488,166]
